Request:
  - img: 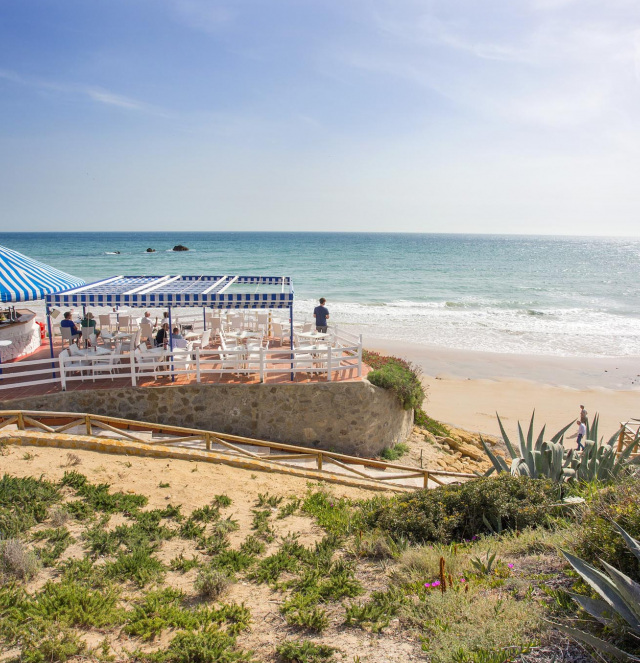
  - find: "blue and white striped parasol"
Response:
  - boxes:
[0,244,85,303]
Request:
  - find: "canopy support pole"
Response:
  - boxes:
[46,304,55,378]
[203,307,206,331]
[168,305,174,382]
[289,303,294,382]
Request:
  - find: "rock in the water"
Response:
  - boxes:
[173,244,189,252]
[146,248,155,253]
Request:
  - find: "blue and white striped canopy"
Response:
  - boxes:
[0,245,85,303]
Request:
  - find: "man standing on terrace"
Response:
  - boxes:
[314,298,329,333]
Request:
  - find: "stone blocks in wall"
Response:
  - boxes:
[1,381,413,457]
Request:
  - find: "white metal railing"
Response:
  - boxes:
[0,342,363,393]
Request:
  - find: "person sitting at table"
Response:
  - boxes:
[61,312,81,343]
[81,311,98,331]
[139,311,153,326]
[172,327,184,340]
[155,323,169,347]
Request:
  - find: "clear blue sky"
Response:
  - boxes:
[1,0,639,234]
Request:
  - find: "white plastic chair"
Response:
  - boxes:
[81,327,94,347]
[91,348,119,380]
[228,315,243,332]
[134,347,158,379]
[193,328,211,349]
[139,322,154,347]
[60,325,74,349]
[121,329,141,353]
[99,314,114,332]
[272,322,290,346]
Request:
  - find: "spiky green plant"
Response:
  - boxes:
[557,522,640,661]
[481,412,638,483]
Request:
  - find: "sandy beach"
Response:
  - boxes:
[367,337,640,439]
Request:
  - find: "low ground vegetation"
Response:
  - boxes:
[2,446,640,662]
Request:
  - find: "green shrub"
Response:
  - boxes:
[105,548,165,587]
[364,350,425,411]
[0,474,61,537]
[276,639,336,662]
[574,475,640,582]
[61,472,148,515]
[380,443,410,461]
[18,625,86,663]
[414,410,450,437]
[144,627,253,663]
[364,475,557,544]
[26,580,121,628]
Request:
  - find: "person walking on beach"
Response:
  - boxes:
[313,298,329,333]
[568,420,587,451]
[579,405,588,425]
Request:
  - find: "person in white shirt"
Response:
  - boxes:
[568,420,587,451]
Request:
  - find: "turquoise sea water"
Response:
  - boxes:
[1,232,639,358]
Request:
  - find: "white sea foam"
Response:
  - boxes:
[296,298,640,358]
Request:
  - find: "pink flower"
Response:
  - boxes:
[431,580,441,587]
[459,578,466,583]
[508,563,514,569]
[424,583,429,588]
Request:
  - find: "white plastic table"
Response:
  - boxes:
[296,332,330,343]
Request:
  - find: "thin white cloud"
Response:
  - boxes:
[331,1,640,130]
[0,69,170,117]
[164,0,235,33]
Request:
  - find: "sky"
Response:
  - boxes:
[0,0,639,235]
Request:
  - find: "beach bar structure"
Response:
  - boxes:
[45,274,295,358]
[0,245,85,363]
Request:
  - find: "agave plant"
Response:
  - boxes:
[481,411,639,483]
[557,522,640,661]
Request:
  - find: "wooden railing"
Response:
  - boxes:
[0,410,477,490]
[617,421,640,454]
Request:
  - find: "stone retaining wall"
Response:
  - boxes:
[1,381,413,456]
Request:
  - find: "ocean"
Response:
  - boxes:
[1,232,639,358]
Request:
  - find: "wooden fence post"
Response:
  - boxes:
[423,471,430,489]
[85,415,92,435]
[317,454,323,471]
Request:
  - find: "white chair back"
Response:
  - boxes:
[302,322,313,333]
[229,315,243,331]
[99,314,112,331]
[60,325,73,343]
[199,329,212,348]
[118,316,131,332]
[81,327,93,342]
[140,322,154,344]
[172,338,188,349]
